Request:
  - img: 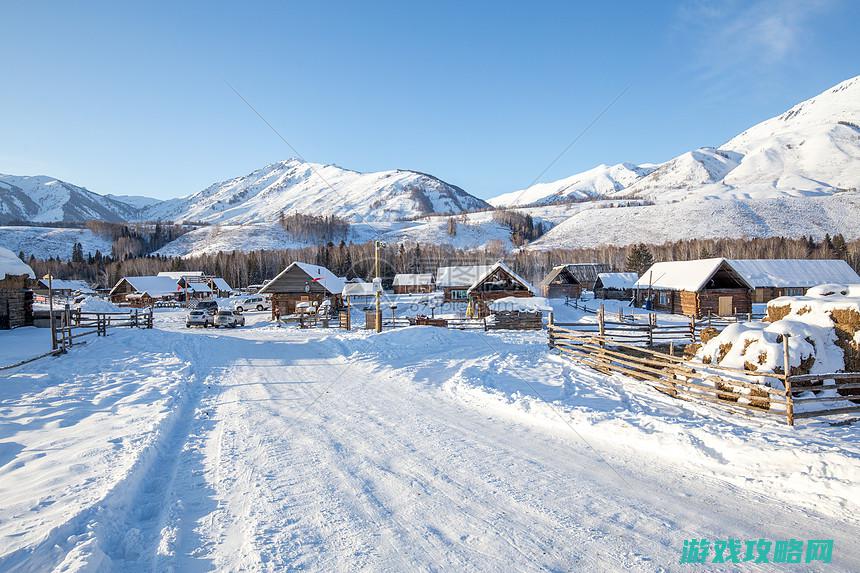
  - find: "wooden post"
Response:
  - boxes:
[647,312,655,347]
[690,315,696,343]
[597,304,605,346]
[783,334,794,426]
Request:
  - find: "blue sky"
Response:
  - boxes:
[2,0,858,201]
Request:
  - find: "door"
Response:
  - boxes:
[718,296,733,316]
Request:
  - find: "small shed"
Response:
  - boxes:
[208,277,234,297]
[108,276,181,306]
[467,261,535,317]
[0,247,36,329]
[436,265,494,302]
[392,273,434,294]
[36,278,95,298]
[176,277,212,300]
[634,258,752,317]
[260,262,345,317]
[593,272,638,300]
[342,280,382,308]
[539,265,582,299]
[728,259,860,303]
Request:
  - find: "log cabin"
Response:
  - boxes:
[467,261,536,318]
[0,247,36,329]
[259,262,345,318]
[634,258,752,317]
[593,272,638,300]
[108,276,182,307]
[727,259,860,303]
[392,273,434,294]
[436,265,493,302]
[539,265,582,299]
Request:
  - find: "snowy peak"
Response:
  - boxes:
[0,174,140,224]
[489,162,656,207]
[140,159,489,224]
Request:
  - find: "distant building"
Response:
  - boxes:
[0,247,36,329]
[634,258,752,317]
[539,265,583,299]
[208,277,234,297]
[35,278,95,298]
[109,276,181,307]
[436,265,494,302]
[466,261,536,318]
[564,263,611,290]
[392,273,434,294]
[727,259,860,303]
[259,262,345,317]
[593,272,638,300]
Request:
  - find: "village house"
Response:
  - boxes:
[0,247,36,330]
[593,272,639,300]
[392,273,434,294]
[564,263,611,290]
[436,265,493,302]
[108,276,182,307]
[634,258,752,317]
[539,265,583,299]
[466,261,536,317]
[35,278,95,299]
[208,277,234,298]
[259,262,345,317]
[727,259,860,303]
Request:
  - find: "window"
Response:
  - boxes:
[659,291,669,305]
[450,289,468,300]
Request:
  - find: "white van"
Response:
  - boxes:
[233,295,270,312]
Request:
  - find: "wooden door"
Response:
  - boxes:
[718,296,733,316]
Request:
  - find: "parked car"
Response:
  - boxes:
[195,300,219,315]
[234,296,269,312]
[214,309,245,328]
[186,309,212,328]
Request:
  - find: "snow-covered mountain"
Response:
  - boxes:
[105,193,162,210]
[0,174,140,224]
[140,159,489,224]
[489,162,657,207]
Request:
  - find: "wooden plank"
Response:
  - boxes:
[789,373,860,383]
[793,406,860,419]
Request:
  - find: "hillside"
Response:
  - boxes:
[140,159,489,224]
[0,174,140,224]
[0,226,113,260]
[489,162,656,207]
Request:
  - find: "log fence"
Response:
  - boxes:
[548,322,860,425]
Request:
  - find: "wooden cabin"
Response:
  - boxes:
[593,272,638,300]
[467,262,536,318]
[259,262,345,318]
[565,263,611,290]
[392,273,434,294]
[634,259,752,317]
[0,247,36,329]
[436,265,493,302]
[728,259,860,303]
[35,278,95,298]
[108,276,181,306]
[539,266,582,299]
[208,277,234,298]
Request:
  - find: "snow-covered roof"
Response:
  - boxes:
[436,265,494,288]
[157,271,204,279]
[342,282,382,297]
[727,259,860,288]
[487,296,552,313]
[0,246,35,280]
[467,261,536,294]
[38,278,95,293]
[595,272,638,290]
[210,277,233,292]
[261,262,345,295]
[110,276,181,297]
[392,273,434,286]
[633,258,751,291]
[184,282,212,293]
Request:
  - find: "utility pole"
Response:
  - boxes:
[48,274,56,351]
[375,240,384,333]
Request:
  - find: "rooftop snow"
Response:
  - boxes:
[392,273,434,286]
[596,272,639,290]
[210,277,233,292]
[467,261,536,294]
[342,282,382,297]
[110,276,182,297]
[157,271,204,279]
[0,246,35,280]
[38,278,94,293]
[633,258,751,291]
[727,259,860,288]
[436,265,494,288]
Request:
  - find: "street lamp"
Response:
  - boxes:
[374,240,385,332]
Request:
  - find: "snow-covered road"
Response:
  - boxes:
[1,312,858,571]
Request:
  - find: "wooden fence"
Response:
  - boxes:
[548,323,860,425]
[53,308,153,352]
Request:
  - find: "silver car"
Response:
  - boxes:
[214,309,246,328]
[185,309,212,328]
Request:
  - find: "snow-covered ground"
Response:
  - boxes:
[0,226,113,260]
[0,310,858,571]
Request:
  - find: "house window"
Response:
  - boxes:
[785,287,804,296]
[450,289,468,300]
[658,291,669,305]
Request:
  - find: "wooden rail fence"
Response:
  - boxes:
[548,322,860,425]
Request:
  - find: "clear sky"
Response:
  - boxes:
[3,0,858,201]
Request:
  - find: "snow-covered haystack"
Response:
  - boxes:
[696,284,860,393]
